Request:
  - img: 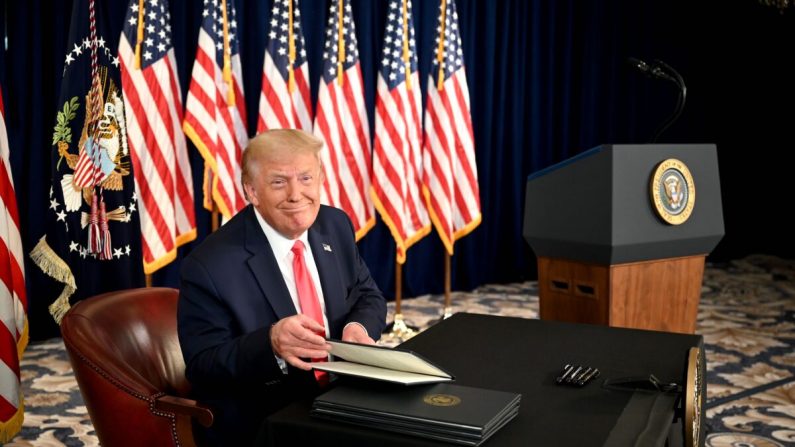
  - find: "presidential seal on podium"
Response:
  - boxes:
[651,158,696,225]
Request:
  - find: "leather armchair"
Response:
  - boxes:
[61,287,213,447]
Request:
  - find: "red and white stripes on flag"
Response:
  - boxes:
[0,85,28,442]
[422,0,481,254]
[257,0,312,133]
[184,0,249,220]
[120,0,197,273]
[371,0,430,264]
[314,0,374,240]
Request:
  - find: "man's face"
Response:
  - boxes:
[245,150,323,240]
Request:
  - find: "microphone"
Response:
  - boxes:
[627,57,687,143]
[627,57,677,83]
[627,57,651,74]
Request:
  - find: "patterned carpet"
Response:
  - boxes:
[7,255,795,446]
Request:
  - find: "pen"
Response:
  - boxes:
[574,367,592,384]
[556,364,575,384]
[578,368,600,386]
[566,366,583,384]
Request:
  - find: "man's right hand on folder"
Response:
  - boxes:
[270,314,331,371]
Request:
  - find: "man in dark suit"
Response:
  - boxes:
[178,129,387,446]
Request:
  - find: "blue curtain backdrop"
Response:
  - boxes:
[3,0,794,339]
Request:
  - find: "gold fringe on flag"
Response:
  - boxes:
[0,317,28,442]
[29,236,77,324]
[0,401,25,444]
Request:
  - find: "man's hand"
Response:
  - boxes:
[270,315,330,370]
[342,322,375,345]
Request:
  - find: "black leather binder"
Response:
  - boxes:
[311,382,521,446]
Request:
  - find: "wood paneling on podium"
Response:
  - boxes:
[538,255,705,333]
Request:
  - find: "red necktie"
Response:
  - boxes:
[291,241,329,386]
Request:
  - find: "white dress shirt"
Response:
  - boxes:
[253,207,330,336]
[253,208,370,374]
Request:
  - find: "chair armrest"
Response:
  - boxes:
[154,395,214,427]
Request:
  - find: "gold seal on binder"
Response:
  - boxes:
[650,158,696,225]
[685,346,703,447]
[423,394,461,407]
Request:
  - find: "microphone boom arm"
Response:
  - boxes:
[649,60,687,143]
[628,57,687,143]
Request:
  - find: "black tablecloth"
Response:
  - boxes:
[264,313,703,447]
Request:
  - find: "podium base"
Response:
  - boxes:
[538,255,705,334]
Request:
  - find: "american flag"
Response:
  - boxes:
[422,0,480,254]
[314,0,374,240]
[371,0,430,264]
[257,0,312,133]
[119,0,196,274]
[0,84,27,443]
[183,0,248,220]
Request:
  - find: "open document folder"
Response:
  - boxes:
[312,340,454,385]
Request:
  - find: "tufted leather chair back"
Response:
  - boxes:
[61,287,212,447]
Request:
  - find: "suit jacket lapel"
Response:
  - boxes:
[308,227,345,333]
[243,207,297,321]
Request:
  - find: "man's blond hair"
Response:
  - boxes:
[241,129,324,186]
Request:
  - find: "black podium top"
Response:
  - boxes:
[263,313,704,447]
[523,144,724,264]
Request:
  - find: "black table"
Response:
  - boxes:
[264,313,704,447]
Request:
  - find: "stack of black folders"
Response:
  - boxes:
[310,340,521,446]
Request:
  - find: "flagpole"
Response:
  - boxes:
[220,0,235,105]
[145,274,152,288]
[337,0,345,85]
[184,1,247,236]
[373,0,427,342]
[437,0,452,321]
[384,259,417,342]
[443,252,452,318]
[211,204,220,232]
[287,0,296,92]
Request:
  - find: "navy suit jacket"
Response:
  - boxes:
[178,205,386,445]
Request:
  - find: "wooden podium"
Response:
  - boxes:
[524,144,724,334]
